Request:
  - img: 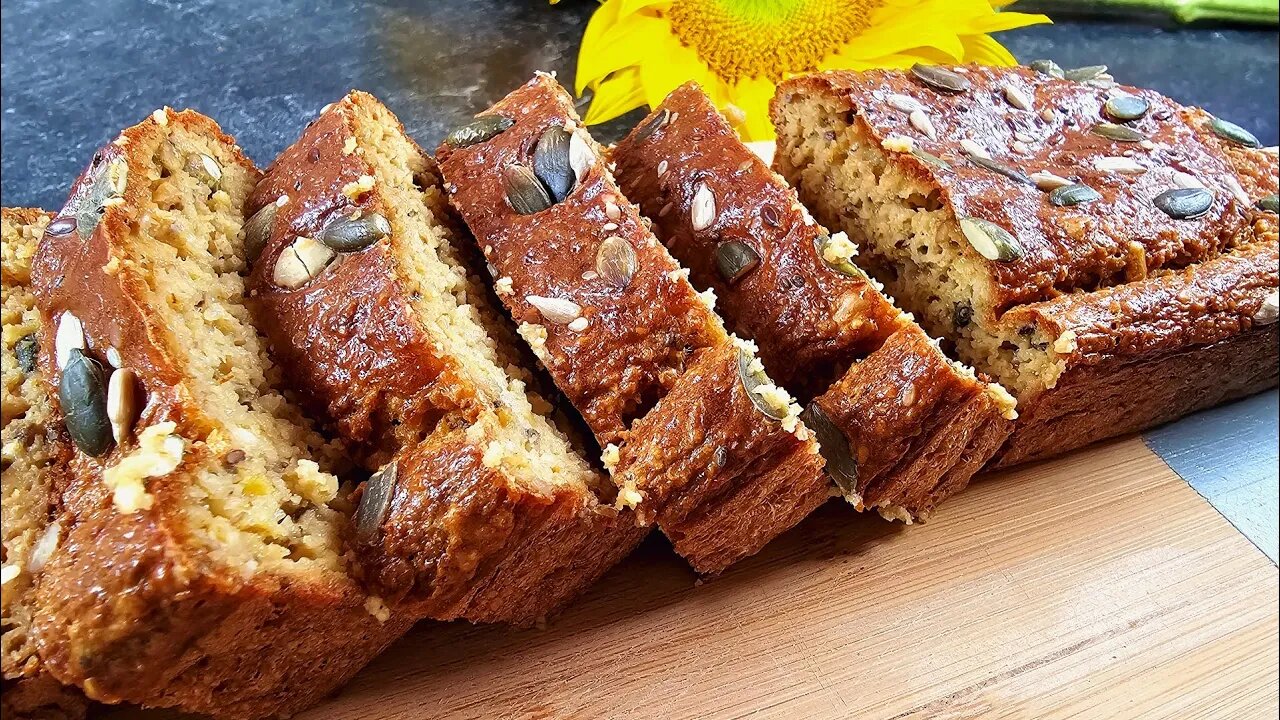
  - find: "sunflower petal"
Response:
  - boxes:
[964,11,1053,34]
[576,14,668,94]
[724,76,777,141]
[616,0,669,19]
[960,33,1020,66]
[582,67,647,125]
[638,32,713,109]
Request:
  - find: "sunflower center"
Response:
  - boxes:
[667,0,877,84]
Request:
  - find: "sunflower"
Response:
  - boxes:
[569,0,1050,140]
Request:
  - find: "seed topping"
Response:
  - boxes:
[1003,84,1033,111]
[1209,117,1260,148]
[355,462,398,544]
[690,182,716,231]
[909,109,937,140]
[1153,188,1214,220]
[273,236,336,289]
[714,240,761,285]
[959,217,1024,262]
[1049,183,1103,207]
[318,212,391,252]
[1029,171,1073,191]
[801,402,858,499]
[60,349,112,457]
[533,127,576,202]
[55,312,85,369]
[1104,95,1149,122]
[526,295,582,325]
[107,367,139,444]
[910,64,971,93]
[504,165,553,215]
[444,115,514,148]
[595,236,638,289]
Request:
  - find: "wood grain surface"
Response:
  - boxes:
[109,437,1278,719]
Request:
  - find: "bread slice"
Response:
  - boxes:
[612,82,1016,520]
[246,91,645,622]
[2,208,89,720]
[436,74,828,573]
[772,66,1279,465]
[27,109,410,718]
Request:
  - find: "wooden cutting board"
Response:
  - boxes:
[112,436,1279,719]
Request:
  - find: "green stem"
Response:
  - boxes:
[1012,0,1279,24]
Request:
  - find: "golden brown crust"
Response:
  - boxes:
[436,75,829,574]
[27,110,407,719]
[611,84,1012,519]
[247,91,643,622]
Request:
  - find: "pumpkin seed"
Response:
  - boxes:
[244,202,278,264]
[16,334,38,372]
[963,151,1034,186]
[533,127,575,202]
[1049,183,1103,207]
[632,108,670,144]
[959,217,1023,262]
[1103,95,1149,122]
[737,349,786,421]
[801,402,858,499]
[60,349,112,457]
[595,236,638,289]
[690,183,717,231]
[73,158,127,240]
[354,462,398,545]
[318,212,391,252]
[814,234,866,279]
[1028,59,1065,79]
[911,147,951,171]
[1153,188,1214,219]
[45,216,77,237]
[1063,65,1108,82]
[910,64,971,93]
[106,367,139,444]
[526,295,582,325]
[1209,117,1260,148]
[1091,122,1148,143]
[443,115,513,148]
[504,165,553,215]
[1257,194,1279,213]
[273,236,336,289]
[714,240,761,285]
[55,312,85,369]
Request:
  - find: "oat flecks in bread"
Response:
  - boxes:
[611,82,1014,520]
[437,74,829,574]
[28,109,410,719]
[772,66,1279,466]
[2,208,89,720]
[247,91,644,622]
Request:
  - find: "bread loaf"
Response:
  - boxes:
[772,66,1279,466]
[437,75,829,573]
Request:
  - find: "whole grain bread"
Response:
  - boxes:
[246,91,645,622]
[27,109,411,719]
[436,75,829,573]
[612,83,1016,520]
[772,65,1279,466]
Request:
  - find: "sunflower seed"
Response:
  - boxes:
[243,202,278,265]
[1104,95,1149,122]
[1209,117,1261,148]
[959,139,990,160]
[443,115,514,148]
[1063,64,1108,82]
[1223,174,1251,205]
[55,312,85,369]
[1172,171,1206,189]
[569,130,595,183]
[186,153,223,187]
[567,317,589,332]
[595,236,638,288]
[690,183,716,231]
[354,462,398,545]
[911,64,970,93]
[1011,140,1032,155]
[963,151,1033,186]
[273,236,336,289]
[1049,183,1103,207]
[105,346,123,368]
[714,241,761,286]
[737,349,786,421]
[27,522,59,573]
[526,295,582,325]
[318,212,391,252]
[959,217,1023,262]
[107,367,139,444]
[1153,188,1214,219]
[1092,122,1149,143]
[656,160,668,178]
[1029,171,1073,191]
[1087,73,1117,90]
[887,93,923,113]
[533,127,575,202]
[909,109,937,140]
[1028,59,1065,79]
[1003,84,1034,111]
[15,334,38,373]
[911,147,952,171]
[1255,289,1279,325]
[1258,194,1279,213]
[801,402,858,499]
[60,349,112,457]
[632,108,670,144]
[1095,156,1147,175]
[1040,108,1058,123]
[504,165,553,215]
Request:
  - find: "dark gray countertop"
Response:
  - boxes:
[2,0,1276,559]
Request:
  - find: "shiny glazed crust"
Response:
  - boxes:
[437,75,829,573]
[27,111,410,719]
[612,83,1013,519]
[247,92,644,622]
[772,67,1279,467]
